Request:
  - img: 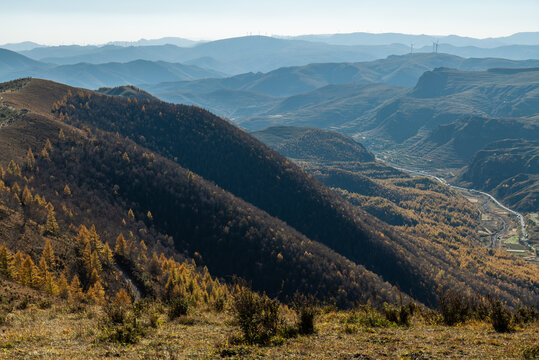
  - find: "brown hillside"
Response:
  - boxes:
[0,78,408,307]
[1,78,537,309]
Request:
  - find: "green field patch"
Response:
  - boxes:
[504,234,520,245]
[505,243,527,250]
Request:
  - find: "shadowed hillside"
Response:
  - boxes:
[52,84,440,304]
[251,126,375,162]
[96,85,159,101]
[458,139,539,212]
[1,79,537,309]
[401,116,539,168]
[0,79,407,307]
[46,81,538,306]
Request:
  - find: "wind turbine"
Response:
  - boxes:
[433,40,439,53]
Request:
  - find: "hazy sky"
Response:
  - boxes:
[1,0,537,45]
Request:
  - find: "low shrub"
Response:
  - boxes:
[168,296,189,320]
[67,302,86,314]
[176,315,197,325]
[101,298,145,344]
[103,302,130,325]
[345,305,393,328]
[231,287,280,345]
[213,296,226,312]
[0,310,9,326]
[438,290,470,326]
[468,295,490,321]
[514,306,539,324]
[383,303,415,326]
[489,299,512,333]
[522,343,539,360]
[38,299,52,309]
[419,308,442,325]
[101,317,144,344]
[148,310,162,328]
[16,297,30,310]
[292,293,317,335]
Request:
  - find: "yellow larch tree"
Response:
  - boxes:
[45,210,60,236]
[69,275,84,302]
[114,233,127,257]
[87,280,106,304]
[42,239,55,268]
[26,148,35,170]
[102,242,115,266]
[0,243,13,277]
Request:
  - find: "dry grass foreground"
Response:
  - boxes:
[0,288,537,359]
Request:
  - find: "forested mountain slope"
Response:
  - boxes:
[1,79,537,308]
[0,79,408,307]
[251,126,375,162]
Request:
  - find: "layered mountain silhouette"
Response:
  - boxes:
[2,35,538,77]
[0,48,224,88]
[289,31,539,48]
[139,55,539,130]
[16,37,389,74]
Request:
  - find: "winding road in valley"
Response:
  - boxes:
[382,161,529,248]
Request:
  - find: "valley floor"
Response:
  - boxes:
[373,157,537,261]
[1,303,537,359]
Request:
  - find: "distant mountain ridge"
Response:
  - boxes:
[24,59,224,89]
[0,41,44,52]
[0,48,48,78]
[17,37,397,74]
[141,54,539,131]
[287,31,539,48]
[10,35,539,76]
[106,37,202,48]
[3,39,539,91]
[0,48,224,88]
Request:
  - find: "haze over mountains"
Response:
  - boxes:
[2,31,537,214]
[287,31,539,48]
[143,54,539,127]
[0,48,225,88]
[1,32,539,78]
[15,37,401,74]
[4,31,539,51]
